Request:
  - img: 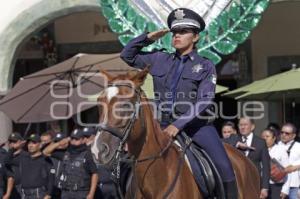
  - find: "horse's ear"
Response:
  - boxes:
[131,67,149,87]
[100,70,113,81]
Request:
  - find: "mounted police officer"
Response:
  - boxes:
[120,7,238,199]
[43,129,98,199]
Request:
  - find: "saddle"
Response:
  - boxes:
[176,132,225,199]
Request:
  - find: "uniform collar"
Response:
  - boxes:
[172,49,197,61]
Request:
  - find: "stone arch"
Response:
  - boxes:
[0,0,101,142]
[0,0,101,92]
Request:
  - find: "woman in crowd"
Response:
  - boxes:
[261,128,289,199]
[221,121,237,139]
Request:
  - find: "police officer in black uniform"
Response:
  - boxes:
[4,132,26,199]
[50,132,68,199]
[43,129,98,199]
[0,141,8,198]
[83,127,97,147]
[6,133,54,199]
[82,127,119,198]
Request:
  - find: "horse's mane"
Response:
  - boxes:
[139,92,171,150]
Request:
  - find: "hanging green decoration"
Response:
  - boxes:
[99,0,270,64]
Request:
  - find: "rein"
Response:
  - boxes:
[97,83,187,199]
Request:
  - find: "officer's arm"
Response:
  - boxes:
[120,33,159,69]
[85,151,99,198]
[172,61,216,130]
[88,173,99,198]
[43,138,69,156]
[4,149,17,166]
[45,158,55,198]
[3,175,14,198]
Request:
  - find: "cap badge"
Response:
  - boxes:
[174,9,185,20]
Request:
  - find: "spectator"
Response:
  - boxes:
[221,121,237,139]
[261,128,289,199]
[277,123,300,199]
[224,117,270,199]
[267,122,281,142]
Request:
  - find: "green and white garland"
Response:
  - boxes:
[99,0,270,64]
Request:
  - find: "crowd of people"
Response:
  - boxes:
[0,127,119,199]
[222,118,300,199]
[0,118,298,199]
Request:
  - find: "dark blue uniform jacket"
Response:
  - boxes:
[120,33,216,130]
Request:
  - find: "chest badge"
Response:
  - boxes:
[75,161,81,167]
[192,64,203,73]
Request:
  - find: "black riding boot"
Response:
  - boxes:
[223,180,238,199]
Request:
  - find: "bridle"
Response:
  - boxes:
[96,82,148,199]
[96,83,185,199]
[96,83,142,180]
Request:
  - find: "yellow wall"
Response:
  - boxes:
[251,1,300,80]
[250,1,300,131]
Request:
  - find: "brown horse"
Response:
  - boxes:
[91,69,260,199]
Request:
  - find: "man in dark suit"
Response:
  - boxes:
[224,117,270,199]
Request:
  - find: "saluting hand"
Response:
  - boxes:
[86,193,94,199]
[236,141,256,151]
[163,124,179,138]
[147,29,169,41]
[58,137,70,147]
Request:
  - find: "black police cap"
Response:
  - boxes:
[27,134,41,143]
[83,127,97,137]
[8,132,24,142]
[167,8,206,32]
[53,132,67,142]
[70,129,84,139]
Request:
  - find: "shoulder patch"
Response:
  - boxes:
[208,74,217,84]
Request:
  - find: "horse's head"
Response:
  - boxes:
[91,68,149,166]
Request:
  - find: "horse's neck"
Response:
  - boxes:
[128,98,170,160]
